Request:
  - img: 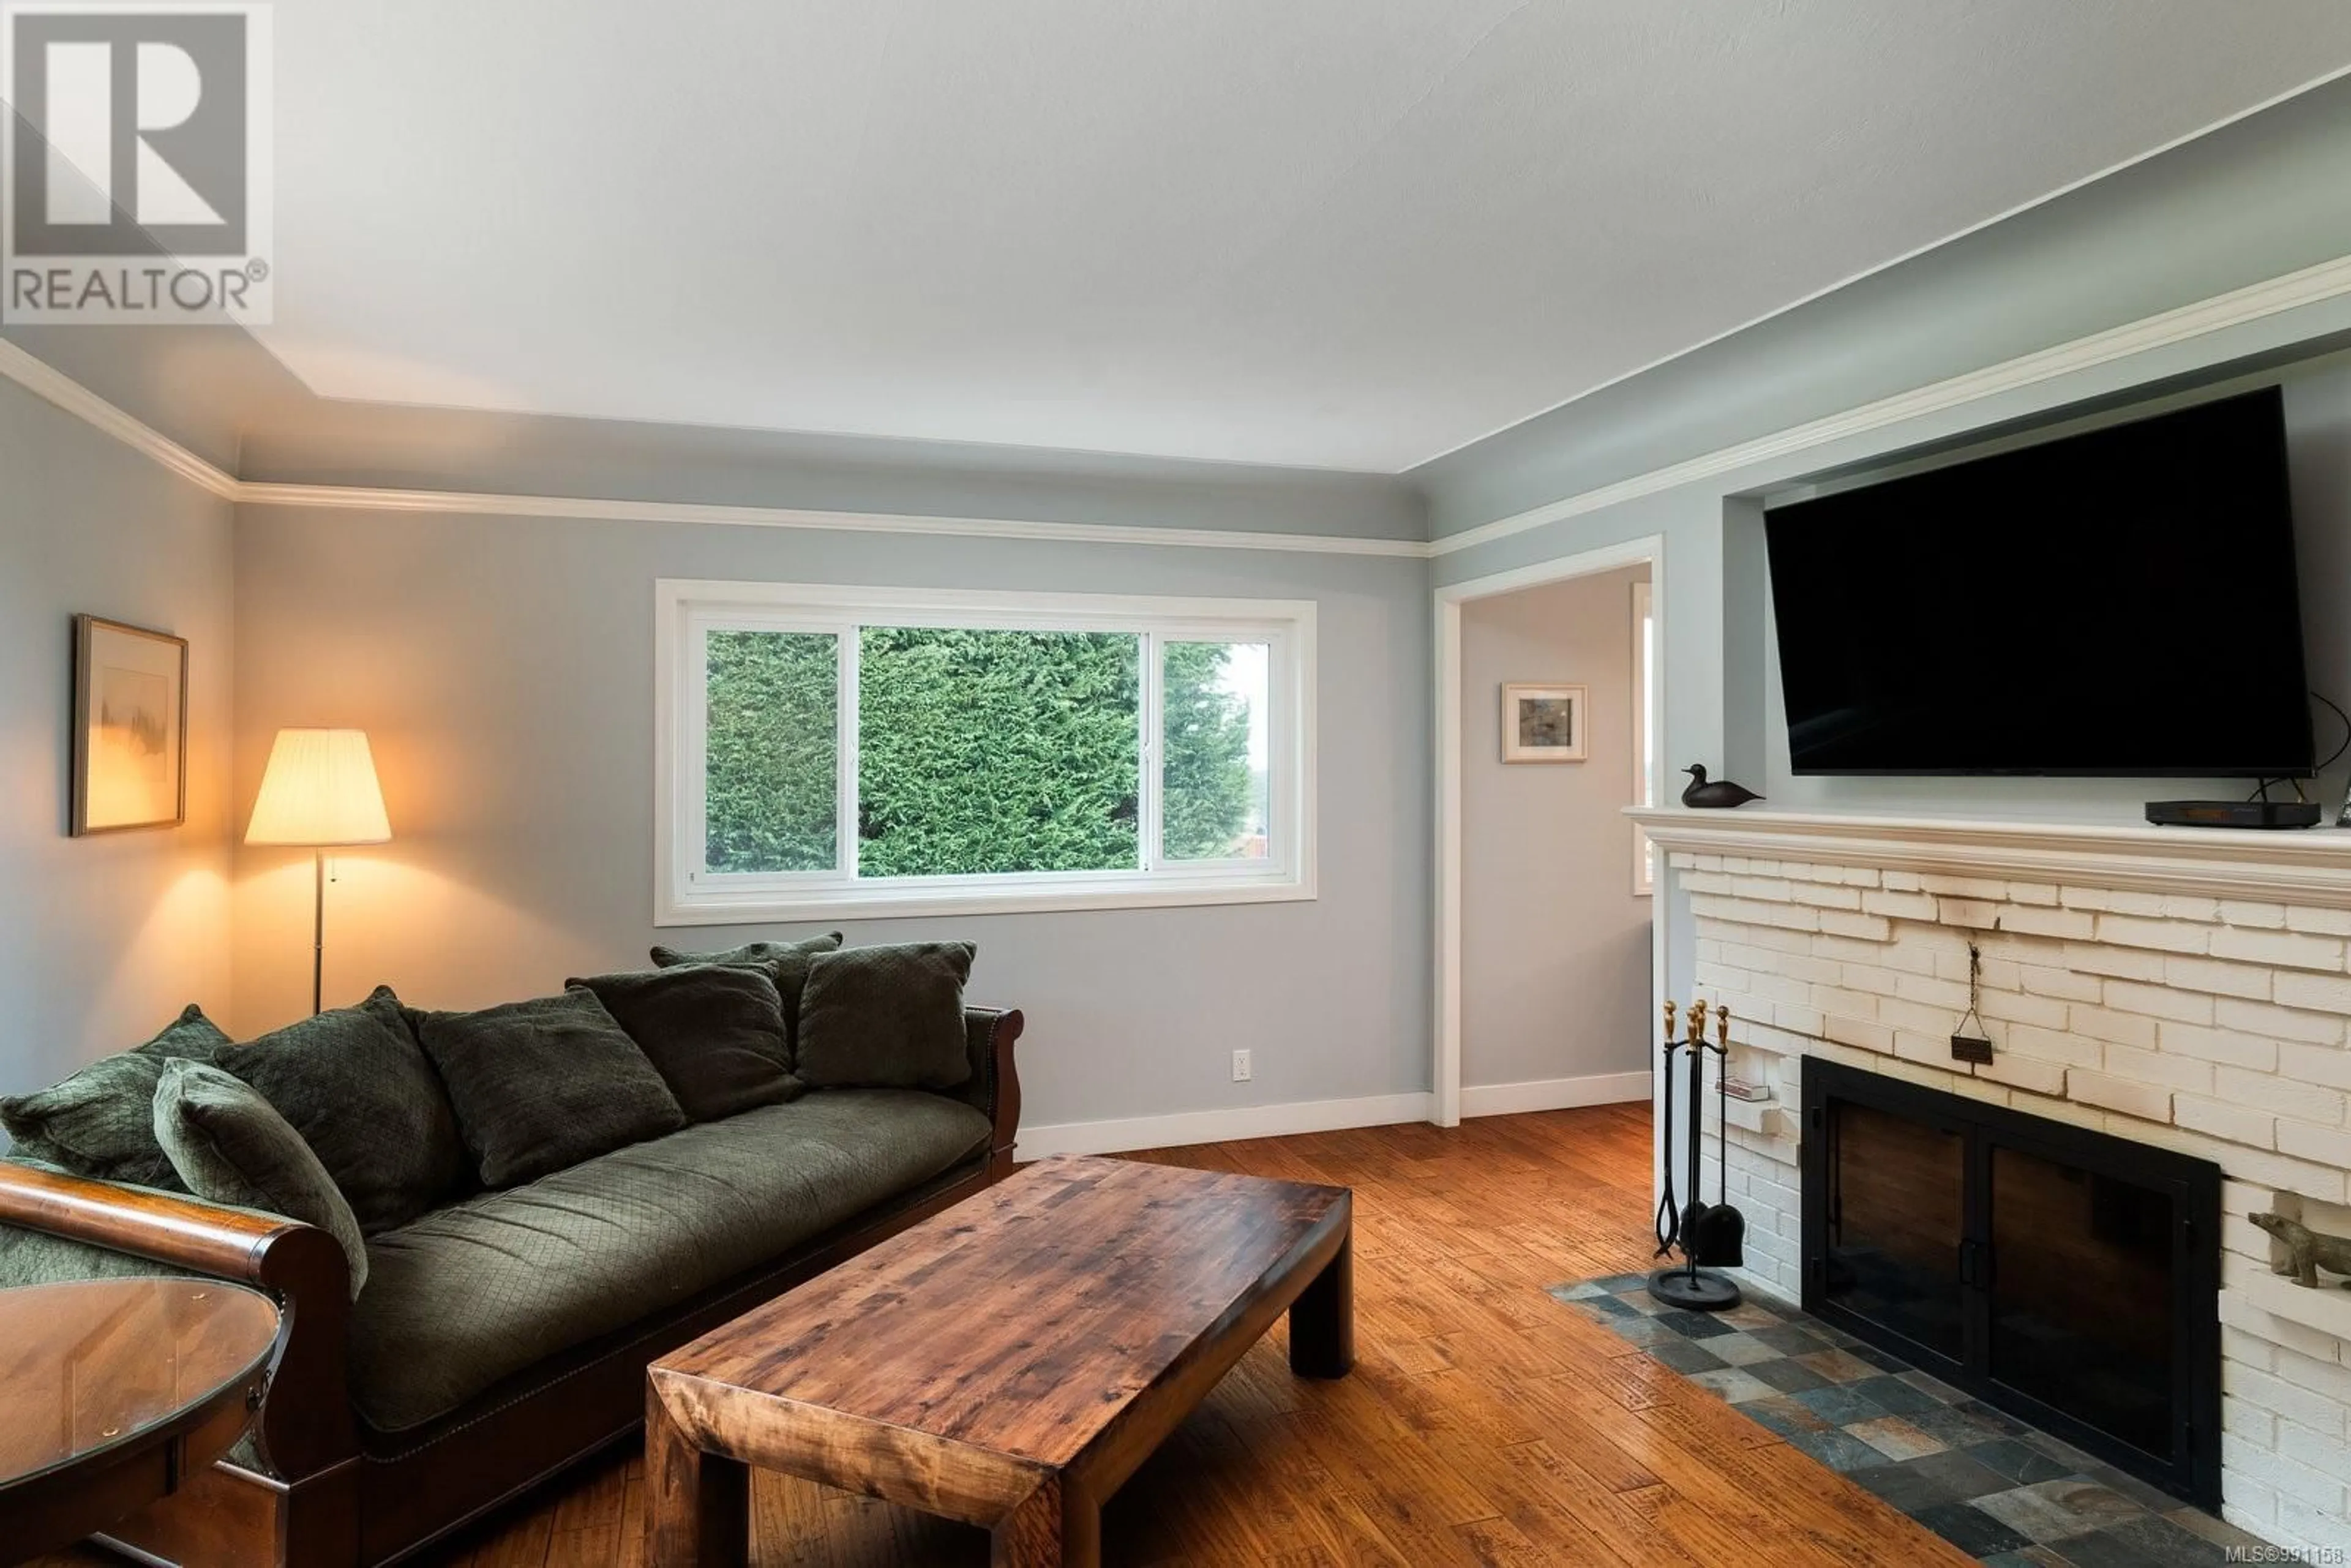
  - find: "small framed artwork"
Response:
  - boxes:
[1502,682,1587,763]
[72,615,188,835]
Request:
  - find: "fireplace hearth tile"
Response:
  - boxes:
[1795,1346,1884,1383]
[1850,1373,1949,1416]
[1848,1455,2009,1514]
[1791,1382,1890,1426]
[1715,1301,1783,1330]
[1746,1356,1833,1395]
[1914,1501,2034,1556]
[1652,1307,1739,1340]
[1842,1342,1910,1373]
[1647,1337,1728,1375]
[2079,1461,2186,1515]
[1545,1275,2277,1564]
[1847,1460,1955,1514]
[1697,1330,1783,1367]
[1971,1479,2141,1542]
[1902,1404,2015,1450]
[1685,1366,1778,1403]
[1787,1427,1894,1472]
[1979,1547,2070,1568]
[1952,1398,2034,1439]
[2160,1505,2272,1554]
[1849,1414,1952,1461]
[2043,1512,2230,1568]
[1965,1438,2078,1488]
[1749,1322,1831,1356]
[1584,1311,1678,1348]
[1556,1285,1632,1313]
[1891,1448,2019,1504]
[1897,1368,1971,1403]
[1738,1393,1835,1439]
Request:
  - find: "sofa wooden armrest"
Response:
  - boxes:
[0,1160,358,1480]
[963,1006,1024,1179]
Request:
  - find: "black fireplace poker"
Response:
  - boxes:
[1649,999,1744,1313]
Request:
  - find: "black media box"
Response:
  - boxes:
[2145,800,2322,830]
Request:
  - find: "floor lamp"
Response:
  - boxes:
[246,729,392,1016]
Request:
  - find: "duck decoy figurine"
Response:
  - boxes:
[1682,764,1763,809]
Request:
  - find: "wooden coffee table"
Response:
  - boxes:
[646,1153,1352,1566]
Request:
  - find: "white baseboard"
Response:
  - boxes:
[1458,1071,1653,1118]
[1015,1075,1652,1160]
[1016,1092,1435,1160]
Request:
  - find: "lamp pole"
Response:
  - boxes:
[312,850,326,1016]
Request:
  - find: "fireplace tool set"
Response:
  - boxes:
[1651,997,1746,1311]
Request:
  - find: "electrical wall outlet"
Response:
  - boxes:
[1231,1049,1253,1082]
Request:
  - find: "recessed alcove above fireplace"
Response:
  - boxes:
[1804,1056,2222,1504]
[1632,806,2351,1557]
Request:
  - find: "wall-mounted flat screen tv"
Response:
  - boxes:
[1763,388,2312,778]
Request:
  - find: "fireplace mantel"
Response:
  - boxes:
[1629,806,2351,908]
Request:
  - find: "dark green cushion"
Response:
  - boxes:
[650,931,841,1056]
[567,968,803,1123]
[152,1060,370,1299]
[0,1007,230,1190]
[348,1089,991,1434]
[216,987,467,1236]
[795,943,976,1090]
[409,991,686,1189]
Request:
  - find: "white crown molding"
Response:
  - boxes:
[0,337,239,499]
[0,337,1423,557]
[1631,806,2351,909]
[231,479,1430,557]
[1431,250,2351,558]
[9,248,2351,561]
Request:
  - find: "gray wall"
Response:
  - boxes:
[229,506,1431,1131]
[1416,73,2351,535]
[1424,78,2351,1039]
[1460,566,1651,1089]
[0,378,236,1097]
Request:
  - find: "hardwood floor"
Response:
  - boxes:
[53,1105,1971,1566]
[428,1104,1965,1567]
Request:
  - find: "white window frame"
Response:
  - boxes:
[655,579,1316,924]
[1633,579,1657,896]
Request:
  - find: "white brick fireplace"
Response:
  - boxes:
[1632,808,2351,1556]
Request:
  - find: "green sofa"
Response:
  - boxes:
[0,1002,1023,1566]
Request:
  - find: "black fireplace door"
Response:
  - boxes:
[1802,1057,2221,1506]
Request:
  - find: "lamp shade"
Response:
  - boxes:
[246,729,392,846]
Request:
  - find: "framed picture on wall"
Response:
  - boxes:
[72,615,189,836]
[1502,682,1587,763]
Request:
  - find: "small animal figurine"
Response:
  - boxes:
[1682,764,1763,809]
[2251,1212,2351,1288]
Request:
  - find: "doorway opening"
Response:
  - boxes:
[1434,535,1665,1129]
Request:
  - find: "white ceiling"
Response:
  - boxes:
[255,0,2351,473]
